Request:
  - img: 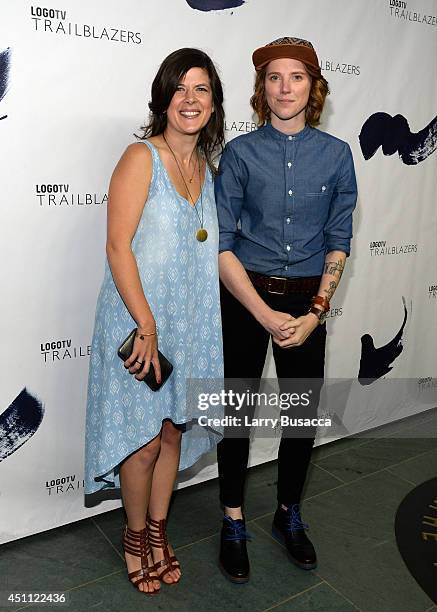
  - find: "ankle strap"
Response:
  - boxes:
[147,515,166,529]
[146,515,171,558]
[123,526,151,559]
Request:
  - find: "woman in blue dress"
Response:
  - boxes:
[85,48,225,594]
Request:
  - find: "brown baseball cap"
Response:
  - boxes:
[252,36,320,71]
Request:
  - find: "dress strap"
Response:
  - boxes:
[136,139,158,196]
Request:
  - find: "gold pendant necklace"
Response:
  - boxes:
[188,161,197,184]
[163,134,208,242]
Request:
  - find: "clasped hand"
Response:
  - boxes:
[262,309,319,348]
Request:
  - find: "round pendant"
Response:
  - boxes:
[196,228,208,242]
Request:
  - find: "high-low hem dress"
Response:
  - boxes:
[84,140,224,495]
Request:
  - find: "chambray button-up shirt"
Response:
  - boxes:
[215,123,357,278]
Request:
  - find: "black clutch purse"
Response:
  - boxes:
[117,329,173,392]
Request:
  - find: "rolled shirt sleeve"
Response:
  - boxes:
[324,143,357,256]
[215,143,246,254]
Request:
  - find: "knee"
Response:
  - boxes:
[135,435,161,466]
[161,420,182,447]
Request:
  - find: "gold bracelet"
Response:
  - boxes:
[136,328,156,339]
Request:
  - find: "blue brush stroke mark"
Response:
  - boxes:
[0,388,44,462]
[0,47,11,120]
[358,297,407,385]
[185,0,244,11]
[359,112,437,165]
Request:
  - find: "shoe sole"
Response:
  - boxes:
[271,526,317,570]
[218,560,250,584]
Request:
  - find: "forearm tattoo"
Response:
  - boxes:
[323,259,344,278]
[323,280,337,301]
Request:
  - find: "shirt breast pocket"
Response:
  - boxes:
[303,181,332,226]
[305,181,333,197]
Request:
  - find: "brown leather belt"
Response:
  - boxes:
[246,269,321,296]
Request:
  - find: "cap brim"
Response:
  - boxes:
[252,44,320,71]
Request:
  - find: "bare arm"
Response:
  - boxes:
[274,250,347,348]
[219,251,292,340]
[106,142,161,381]
[317,250,346,304]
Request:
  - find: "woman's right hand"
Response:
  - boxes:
[124,326,162,384]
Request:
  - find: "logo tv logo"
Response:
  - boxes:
[30,5,142,44]
[40,338,91,363]
[45,474,84,496]
[35,184,107,207]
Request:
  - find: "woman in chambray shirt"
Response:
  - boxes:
[215,36,357,584]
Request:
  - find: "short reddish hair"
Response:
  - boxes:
[250,63,329,128]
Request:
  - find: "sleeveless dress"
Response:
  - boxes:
[84,140,224,494]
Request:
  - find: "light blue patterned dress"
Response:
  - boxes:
[84,140,223,494]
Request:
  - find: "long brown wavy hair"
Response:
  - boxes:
[250,63,329,128]
[136,48,225,174]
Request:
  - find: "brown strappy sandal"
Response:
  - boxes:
[147,514,181,584]
[122,526,160,595]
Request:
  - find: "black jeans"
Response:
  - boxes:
[217,280,327,508]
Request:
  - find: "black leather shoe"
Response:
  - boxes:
[272,504,317,570]
[219,516,250,583]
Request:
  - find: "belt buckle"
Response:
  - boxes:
[267,276,287,295]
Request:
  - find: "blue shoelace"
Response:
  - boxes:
[223,516,252,542]
[283,504,309,532]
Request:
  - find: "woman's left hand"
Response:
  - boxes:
[272,313,320,348]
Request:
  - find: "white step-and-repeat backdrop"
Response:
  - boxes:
[1,0,436,543]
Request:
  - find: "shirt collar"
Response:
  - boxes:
[263,122,312,142]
